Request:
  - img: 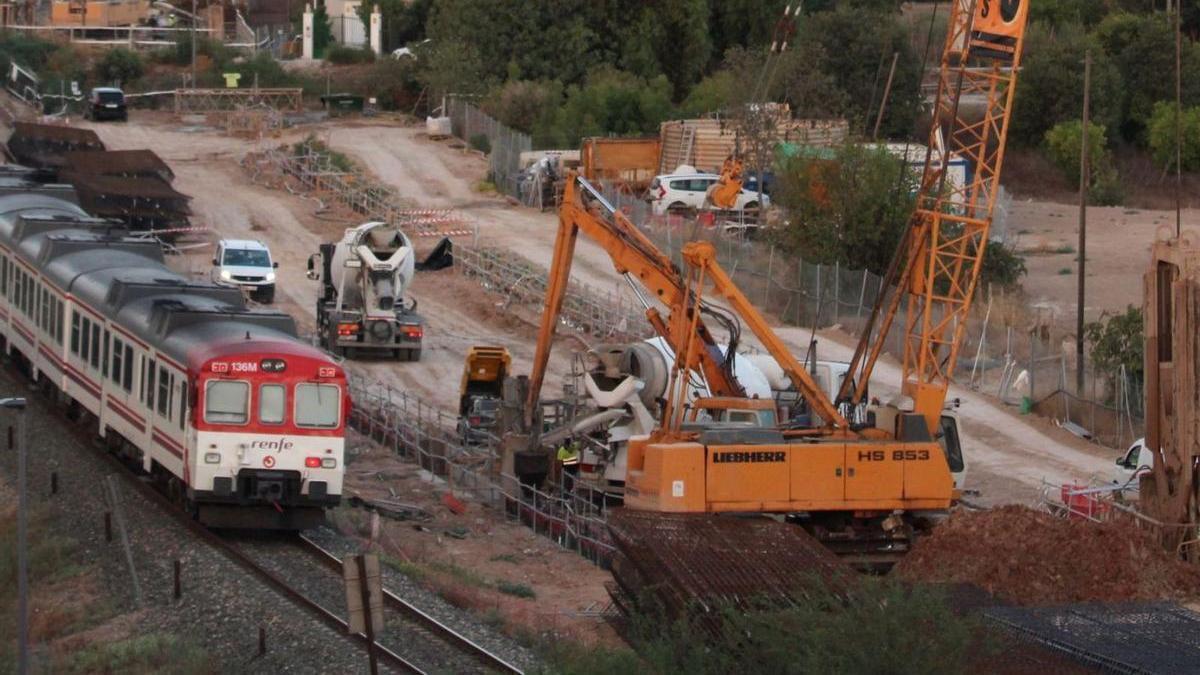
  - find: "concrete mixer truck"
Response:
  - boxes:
[307,221,425,361]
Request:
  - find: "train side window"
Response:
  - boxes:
[111,337,123,384]
[122,345,133,392]
[205,380,248,425]
[259,384,285,425]
[146,359,156,409]
[102,330,110,378]
[70,312,80,355]
[89,322,100,369]
[157,366,170,417]
[295,383,340,428]
[1,256,6,295]
[178,381,186,430]
[80,317,91,359]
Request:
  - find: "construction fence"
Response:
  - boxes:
[346,374,615,566]
[241,146,479,241]
[633,218,1144,449]
[445,96,530,201]
[455,245,653,344]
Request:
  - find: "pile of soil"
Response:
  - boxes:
[893,505,1200,605]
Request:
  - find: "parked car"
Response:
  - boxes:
[212,239,277,303]
[1114,437,1154,484]
[84,87,127,121]
[647,171,769,216]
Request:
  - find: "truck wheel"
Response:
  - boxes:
[407,349,422,362]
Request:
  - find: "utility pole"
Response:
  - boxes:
[190,0,197,89]
[5,398,29,675]
[1076,51,1091,395]
[1175,0,1182,237]
[873,51,900,141]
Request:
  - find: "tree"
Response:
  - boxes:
[801,6,922,137]
[706,0,789,65]
[1030,0,1117,28]
[483,79,563,136]
[1010,22,1121,147]
[415,39,489,102]
[1085,306,1144,387]
[541,68,674,148]
[1147,101,1200,172]
[1095,12,1200,142]
[93,47,144,86]
[619,0,712,99]
[1043,120,1111,186]
[771,142,916,274]
[357,0,432,54]
[312,2,333,58]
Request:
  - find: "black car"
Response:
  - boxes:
[85,87,127,121]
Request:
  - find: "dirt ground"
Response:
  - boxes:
[1007,198,1200,326]
[337,441,619,646]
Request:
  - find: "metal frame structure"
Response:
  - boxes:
[174,88,302,115]
[841,0,1030,431]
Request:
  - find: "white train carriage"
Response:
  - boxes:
[0,191,348,529]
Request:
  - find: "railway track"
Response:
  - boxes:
[49,389,522,674]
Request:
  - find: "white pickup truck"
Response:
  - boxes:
[1114,437,1154,485]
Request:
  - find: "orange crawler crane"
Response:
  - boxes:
[523,0,1029,566]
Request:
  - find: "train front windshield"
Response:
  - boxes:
[203,379,341,428]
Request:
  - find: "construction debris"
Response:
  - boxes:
[61,149,175,182]
[607,509,853,629]
[893,505,1200,605]
[67,173,191,231]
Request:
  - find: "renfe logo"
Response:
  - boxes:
[251,437,295,452]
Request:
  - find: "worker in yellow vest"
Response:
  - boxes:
[556,437,580,495]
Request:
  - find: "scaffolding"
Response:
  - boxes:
[173,88,302,116]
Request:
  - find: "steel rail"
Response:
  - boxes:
[65,413,425,674]
[298,534,524,674]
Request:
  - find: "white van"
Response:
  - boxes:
[647,171,768,215]
[212,239,278,303]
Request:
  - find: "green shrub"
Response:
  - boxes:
[1085,305,1144,387]
[543,578,988,675]
[981,242,1028,290]
[772,142,915,274]
[59,634,211,675]
[1043,119,1123,205]
[496,581,536,599]
[468,133,491,154]
[93,48,144,86]
[1148,101,1200,172]
[1044,119,1110,186]
[326,45,376,65]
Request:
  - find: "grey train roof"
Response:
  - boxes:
[0,192,299,367]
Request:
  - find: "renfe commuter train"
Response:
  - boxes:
[0,190,348,529]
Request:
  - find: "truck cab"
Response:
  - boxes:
[213,239,277,303]
[1115,437,1153,484]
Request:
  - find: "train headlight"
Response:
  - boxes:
[266,271,276,282]
[321,458,337,469]
[219,269,233,281]
[204,452,221,464]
